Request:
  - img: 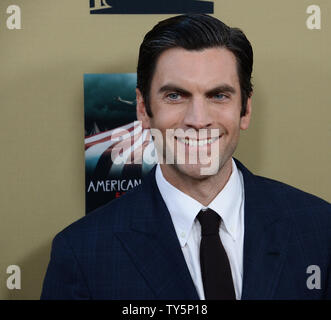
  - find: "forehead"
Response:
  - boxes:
[151,47,239,91]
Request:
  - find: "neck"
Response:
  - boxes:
[160,159,233,207]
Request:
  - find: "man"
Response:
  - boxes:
[41,14,331,300]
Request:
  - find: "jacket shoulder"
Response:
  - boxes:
[251,174,331,238]
[251,174,331,248]
[254,174,330,209]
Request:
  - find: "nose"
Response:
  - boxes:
[183,97,213,129]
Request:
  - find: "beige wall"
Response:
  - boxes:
[0,0,330,299]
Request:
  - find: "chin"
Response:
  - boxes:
[173,162,221,180]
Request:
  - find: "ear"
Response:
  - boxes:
[240,96,252,130]
[136,88,151,129]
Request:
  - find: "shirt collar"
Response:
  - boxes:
[155,158,244,247]
[155,164,201,247]
[208,158,243,241]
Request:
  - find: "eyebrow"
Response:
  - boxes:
[158,83,236,97]
[158,84,191,96]
[206,85,236,96]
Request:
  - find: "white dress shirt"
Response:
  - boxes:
[155,158,245,300]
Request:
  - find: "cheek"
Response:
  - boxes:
[149,116,175,133]
[150,104,184,129]
[214,108,241,133]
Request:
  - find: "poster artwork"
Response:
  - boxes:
[84,74,157,214]
[89,0,214,14]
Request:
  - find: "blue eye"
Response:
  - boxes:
[214,93,226,100]
[167,93,181,100]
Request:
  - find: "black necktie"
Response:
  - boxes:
[197,208,236,300]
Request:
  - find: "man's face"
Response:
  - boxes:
[137,47,252,182]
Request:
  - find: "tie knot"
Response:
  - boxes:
[197,208,221,236]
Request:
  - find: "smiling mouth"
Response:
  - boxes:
[175,136,221,147]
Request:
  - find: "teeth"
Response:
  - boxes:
[177,137,219,146]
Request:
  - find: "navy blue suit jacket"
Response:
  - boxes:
[41,159,331,299]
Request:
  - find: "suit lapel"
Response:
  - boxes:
[235,159,292,299]
[115,167,199,299]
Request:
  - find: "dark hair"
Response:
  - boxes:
[137,14,253,117]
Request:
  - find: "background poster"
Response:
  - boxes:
[84,74,156,213]
[89,0,214,14]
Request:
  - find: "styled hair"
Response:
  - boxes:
[137,14,253,117]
